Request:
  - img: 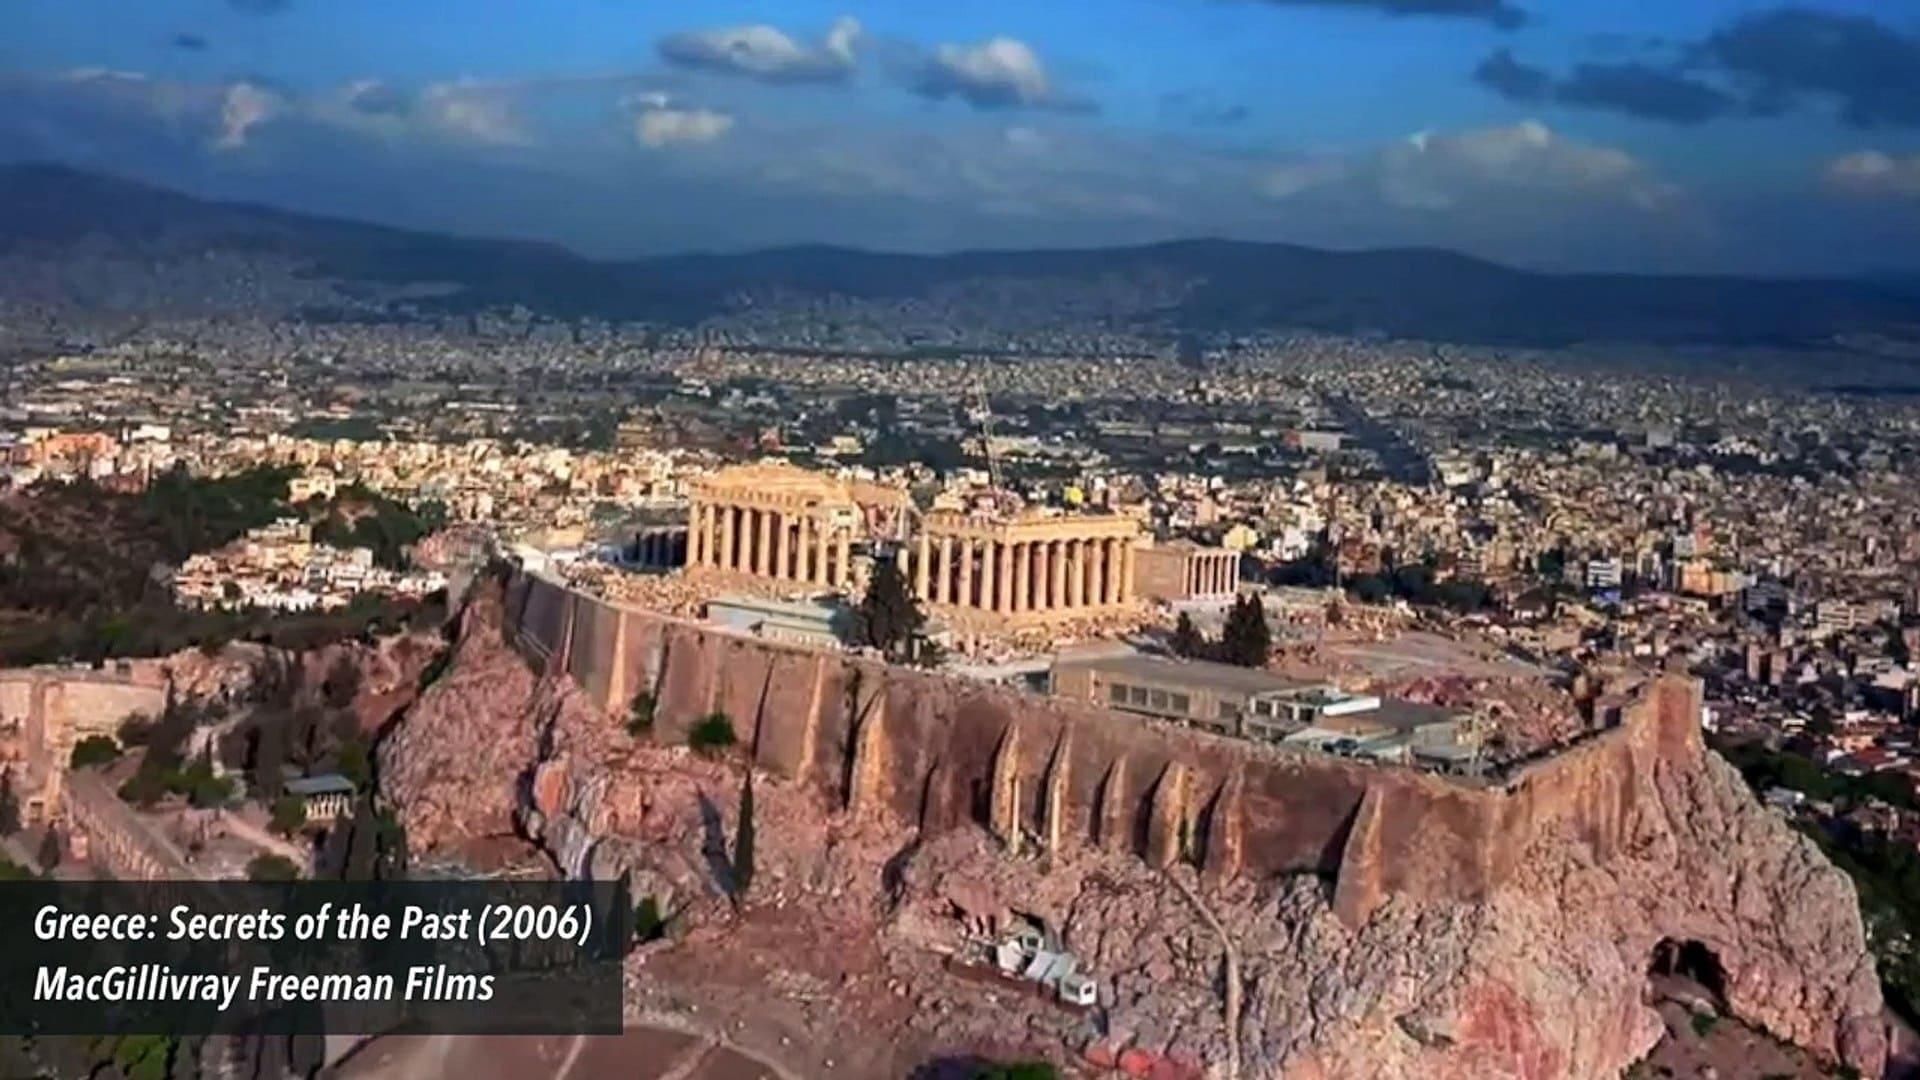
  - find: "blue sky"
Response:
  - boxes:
[4,0,1920,274]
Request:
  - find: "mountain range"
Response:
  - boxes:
[3,162,1918,349]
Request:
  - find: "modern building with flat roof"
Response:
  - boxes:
[1049,652,1479,773]
[707,594,853,650]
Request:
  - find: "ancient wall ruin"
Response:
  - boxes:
[0,667,168,824]
[509,573,1700,926]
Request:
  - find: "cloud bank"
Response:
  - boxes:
[658,16,861,85]
[1477,8,1920,129]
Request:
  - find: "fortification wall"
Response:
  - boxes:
[0,669,169,822]
[512,573,1698,925]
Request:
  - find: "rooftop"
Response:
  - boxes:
[1052,652,1318,696]
[285,774,357,797]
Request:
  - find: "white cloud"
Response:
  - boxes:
[1824,151,1920,199]
[1263,121,1674,212]
[1261,159,1349,200]
[216,82,277,149]
[658,15,861,84]
[61,67,150,85]
[417,80,528,146]
[637,107,734,148]
[908,36,1090,112]
[626,93,734,148]
[1003,126,1049,153]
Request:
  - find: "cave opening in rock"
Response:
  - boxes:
[1648,938,1728,1006]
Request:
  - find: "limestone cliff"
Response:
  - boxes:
[382,577,1887,1078]
[378,582,550,853]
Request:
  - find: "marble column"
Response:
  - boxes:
[772,511,789,579]
[797,513,814,583]
[751,510,769,576]
[1048,541,1066,610]
[835,531,851,588]
[687,506,705,568]
[1089,541,1105,604]
[1013,542,1030,613]
[1119,541,1135,602]
[1089,540,1107,606]
[957,538,975,610]
[1066,540,1084,608]
[915,532,932,600]
[979,539,997,614]
[718,505,736,571]
[995,541,1013,614]
[815,525,831,587]
[934,536,953,605]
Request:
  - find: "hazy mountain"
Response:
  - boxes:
[4,163,1918,348]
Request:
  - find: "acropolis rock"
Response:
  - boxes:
[378,572,1889,1077]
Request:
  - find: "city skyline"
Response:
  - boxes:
[5,0,1920,275]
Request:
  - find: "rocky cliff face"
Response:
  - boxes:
[158,629,444,735]
[382,579,1887,1078]
[378,583,549,853]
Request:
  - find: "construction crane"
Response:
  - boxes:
[973,381,1002,492]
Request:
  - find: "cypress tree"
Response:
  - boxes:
[1221,595,1272,668]
[1170,613,1205,659]
[858,560,925,661]
[0,770,19,837]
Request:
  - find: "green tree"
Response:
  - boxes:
[37,827,62,871]
[253,718,287,800]
[1350,574,1392,604]
[857,559,925,661]
[179,751,234,809]
[118,769,169,808]
[1219,594,1272,668]
[375,810,410,879]
[117,713,155,747]
[1170,613,1206,659]
[344,798,380,882]
[0,770,19,837]
[633,896,667,944]
[335,738,371,789]
[111,1034,174,1080]
[247,854,300,882]
[689,713,737,758]
[627,692,656,738]
[69,735,120,770]
[733,770,756,904]
[1534,547,1567,580]
[270,794,308,837]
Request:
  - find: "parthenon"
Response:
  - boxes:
[681,462,1156,626]
[683,463,909,591]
